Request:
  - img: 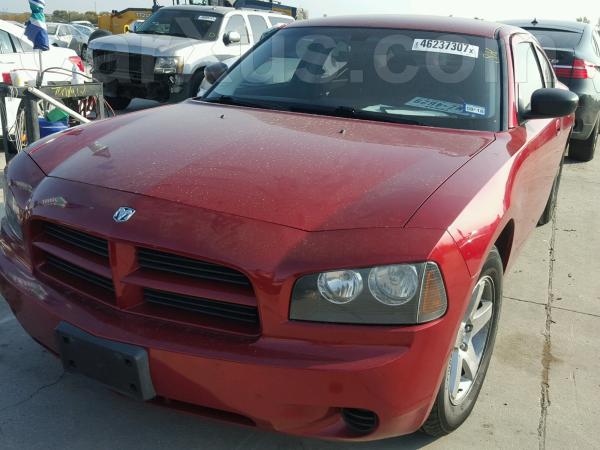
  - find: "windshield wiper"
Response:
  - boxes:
[202,95,287,112]
[287,104,424,126]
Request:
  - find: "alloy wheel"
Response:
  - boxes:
[448,276,495,405]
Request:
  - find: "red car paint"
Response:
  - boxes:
[0,16,574,441]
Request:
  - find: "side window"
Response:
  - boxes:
[535,47,556,88]
[58,26,68,37]
[592,32,600,59]
[224,15,249,45]
[0,30,15,54]
[268,16,294,27]
[248,15,268,41]
[515,42,545,113]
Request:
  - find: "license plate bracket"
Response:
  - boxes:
[56,322,156,401]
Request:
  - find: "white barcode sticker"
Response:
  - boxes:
[197,15,217,22]
[412,39,480,59]
[464,103,487,116]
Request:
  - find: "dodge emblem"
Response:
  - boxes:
[113,207,136,223]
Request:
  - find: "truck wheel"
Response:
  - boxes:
[189,70,205,98]
[105,96,131,111]
[421,247,503,437]
[569,117,598,162]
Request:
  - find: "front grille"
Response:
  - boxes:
[144,289,259,325]
[138,248,252,288]
[93,50,156,79]
[45,223,109,258]
[45,254,114,293]
[341,409,379,435]
[34,221,259,334]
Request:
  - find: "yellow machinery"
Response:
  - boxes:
[98,8,153,34]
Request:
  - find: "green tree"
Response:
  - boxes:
[51,10,70,22]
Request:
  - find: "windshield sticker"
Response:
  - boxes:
[464,103,487,116]
[483,48,499,62]
[405,97,470,116]
[412,39,480,59]
[197,15,217,21]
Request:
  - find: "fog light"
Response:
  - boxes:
[341,408,379,435]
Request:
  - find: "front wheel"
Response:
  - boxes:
[421,247,503,437]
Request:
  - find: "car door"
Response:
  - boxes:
[511,36,569,234]
[57,25,73,46]
[247,14,269,42]
[212,14,253,60]
[0,28,23,137]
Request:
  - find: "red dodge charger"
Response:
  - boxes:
[0,15,578,441]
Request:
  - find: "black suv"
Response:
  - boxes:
[505,20,600,161]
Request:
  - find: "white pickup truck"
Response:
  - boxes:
[0,20,85,138]
[89,5,293,109]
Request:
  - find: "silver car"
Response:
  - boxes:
[47,23,89,58]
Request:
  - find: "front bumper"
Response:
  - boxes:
[94,71,190,101]
[0,177,474,441]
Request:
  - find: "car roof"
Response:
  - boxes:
[0,19,28,37]
[502,19,588,33]
[161,5,234,15]
[287,14,519,38]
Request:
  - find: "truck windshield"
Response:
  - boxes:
[206,27,502,132]
[136,9,223,40]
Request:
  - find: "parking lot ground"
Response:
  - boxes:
[0,146,598,450]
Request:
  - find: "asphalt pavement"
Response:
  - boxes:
[0,117,598,450]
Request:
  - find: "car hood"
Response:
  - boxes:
[28,102,495,232]
[89,33,208,56]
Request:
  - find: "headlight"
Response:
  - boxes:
[3,185,24,241]
[154,56,184,74]
[317,270,363,304]
[290,263,447,325]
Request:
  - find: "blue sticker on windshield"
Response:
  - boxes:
[464,103,486,116]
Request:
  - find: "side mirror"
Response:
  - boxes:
[223,31,241,46]
[204,62,228,85]
[525,88,579,120]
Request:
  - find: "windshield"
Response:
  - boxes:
[73,25,93,37]
[136,9,223,40]
[523,28,583,49]
[206,27,502,131]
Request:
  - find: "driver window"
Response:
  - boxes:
[535,47,556,88]
[58,26,68,37]
[0,30,15,54]
[515,42,544,113]
[224,15,249,45]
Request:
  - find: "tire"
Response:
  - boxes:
[105,96,132,111]
[421,247,503,437]
[170,70,205,103]
[569,117,598,162]
[538,150,565,226]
